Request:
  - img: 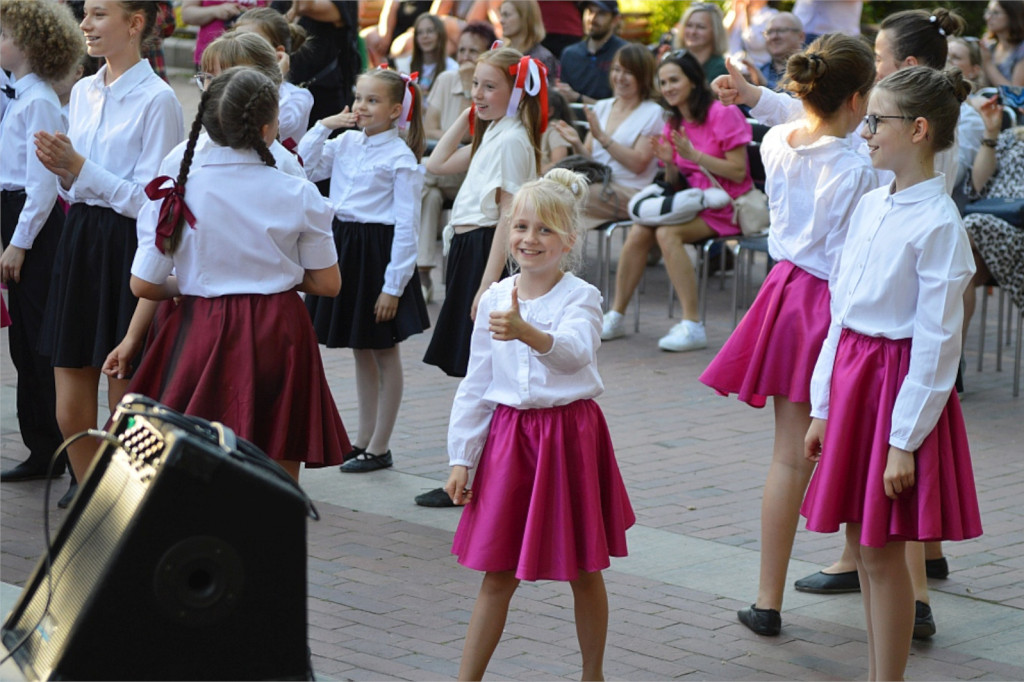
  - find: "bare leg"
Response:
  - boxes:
[860,537,913,681]
[351,349,379,450]
[366,346,403,455]
[609,224,656,314]
[846,525,874,679]
[756,397,815,610]
[654,219,715,322]
[458,571,519,681]
[820,538,859,575]
[907,542,928,605]
[570,570,608,681]
[924,541,944,561]
[54,367,102,480]
[277,460,301,482]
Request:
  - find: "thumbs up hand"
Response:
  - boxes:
[488,286,524,342]
[712,58,762,109]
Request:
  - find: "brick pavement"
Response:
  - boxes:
[3,252,1023,680]
[2,70,1022,681]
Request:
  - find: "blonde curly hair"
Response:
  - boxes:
[0,0,84,82]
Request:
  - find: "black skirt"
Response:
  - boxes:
[423,227,507,378]
[38,204,139,369]
[306,220,430,349]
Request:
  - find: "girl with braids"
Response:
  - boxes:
[802,67,982,681]
[423,47,547,378]
[699,34,878,637]
[297,67,430,473]
[104,67,350,482]
[33,0,183,492]
[232,6,314,146]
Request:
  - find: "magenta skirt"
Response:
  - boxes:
[700,261,830,407]
[800,330,983,548]
[451,400,635,581]
[125,292,351,466]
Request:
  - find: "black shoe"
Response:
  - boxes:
[913,600,936,639]
[737,604,781,636]
[925,557,949,579]
[415,487,456,508]
[794,569,861,594]
[1,460,64,482]
[57,481,78,509]
[342,446,365,464]
[339,450,393,473]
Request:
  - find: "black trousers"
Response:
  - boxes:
[1,190,65,468]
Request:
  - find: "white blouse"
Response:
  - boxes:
[448,273,605,468]
[749,87,960,195]
[0,74,65,249]
[163,133,306,180]
[278,81,314,144]
[298,124,423,296]
[132,145,337,297]
[809,175,975,452]
[761,120,878,280]
[590,98,663,192]
[63,60,184,217]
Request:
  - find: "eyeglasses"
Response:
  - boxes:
[192,72,214,92]
[763,27,800,37]
[863,114,915,134]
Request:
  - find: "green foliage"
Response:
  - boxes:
[620,0,695,45]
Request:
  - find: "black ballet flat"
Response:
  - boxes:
[339,450,393,473]
[737,604,781,636]
[794,569,860,594]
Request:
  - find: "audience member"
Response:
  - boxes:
[498,0,558,79]
[792,0,861,44]
[182,0,269,70]
[362,0,434,66]
[980,0,1024,87]
[538,0,583,59]
[557,1,628,104]
[395,13,458,93]
[725,0,778,67]
[674,2,730,84]
[948,36,988,91]
[540,90,574,173]
[552,44,662,228]
[758,13,805,90]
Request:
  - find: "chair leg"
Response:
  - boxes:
[699,240,714,324]
[633,270,642,333]
[1015,306,1022,398]
[997,287,1006,372]
[978,286,988,372]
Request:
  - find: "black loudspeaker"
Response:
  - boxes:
[1,395,317,681]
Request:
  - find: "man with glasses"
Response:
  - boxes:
[759,13,805,91]
[556,1,628,105]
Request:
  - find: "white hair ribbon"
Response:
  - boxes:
[506,56,549,131]
[398,71,418,130]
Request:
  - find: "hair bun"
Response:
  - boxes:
[542,167,590,205]
[943,67,972,104]
[784,51,827,95]
[930,8,965,38]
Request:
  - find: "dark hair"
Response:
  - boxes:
[118,1,158,54]
[548,88,572,125]
[410,13,449,88]
[994,1,1024,43]
[879,8,964,70]
[360,69,426,161]
[658,50,713,125]
[234,7,307,53]
[167,67,278,254]
[785,33,875,116]
[612,43,656,102]
[876,66,971,152]
[461,21,497,49]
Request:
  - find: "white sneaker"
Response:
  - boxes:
[601,311,626,340]
[657,320,707,352]
[704,187,732,209]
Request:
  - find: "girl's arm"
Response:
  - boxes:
[298,264,341,297]
[296,117,352,183]
[101,297,163,379]
[425,107,473,175]
[447,286,498,472]
[378,164,424,320]
[278,87,314,142]
[295,182,343,296]
[488,286,554,353]
[472,189,513,319]
[424,101,446,142]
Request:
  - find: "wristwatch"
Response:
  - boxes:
[981,138,998,148]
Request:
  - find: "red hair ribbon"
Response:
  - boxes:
[507,56,548,132]
[490,40,503,50]
[145,176,196,254]
[398,71,418,130]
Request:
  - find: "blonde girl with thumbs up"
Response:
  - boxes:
[443,168,635,681]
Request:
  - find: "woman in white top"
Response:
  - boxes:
[232,7,315,145]
[699,34,878,637]
[34,0,183,485]
[553,43,663,229]
[106,67,349,482]
[803,67,982,681]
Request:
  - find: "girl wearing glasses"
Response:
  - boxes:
[33,0,183,492]
[700,34,878,638]
[803,67,983,681]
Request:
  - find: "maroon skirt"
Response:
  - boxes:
[125,291,350,466]
[800,330,983,547]
[700,260,830,407]
[451,400,635,582]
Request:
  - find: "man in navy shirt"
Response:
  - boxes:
[556,1,628,104]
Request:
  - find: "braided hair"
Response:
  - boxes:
[167,67,278,254]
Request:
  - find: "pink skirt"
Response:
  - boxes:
[451,400,635,581]
[700,261,830,407]
[125,292,351,466]
[800,330,983,548]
